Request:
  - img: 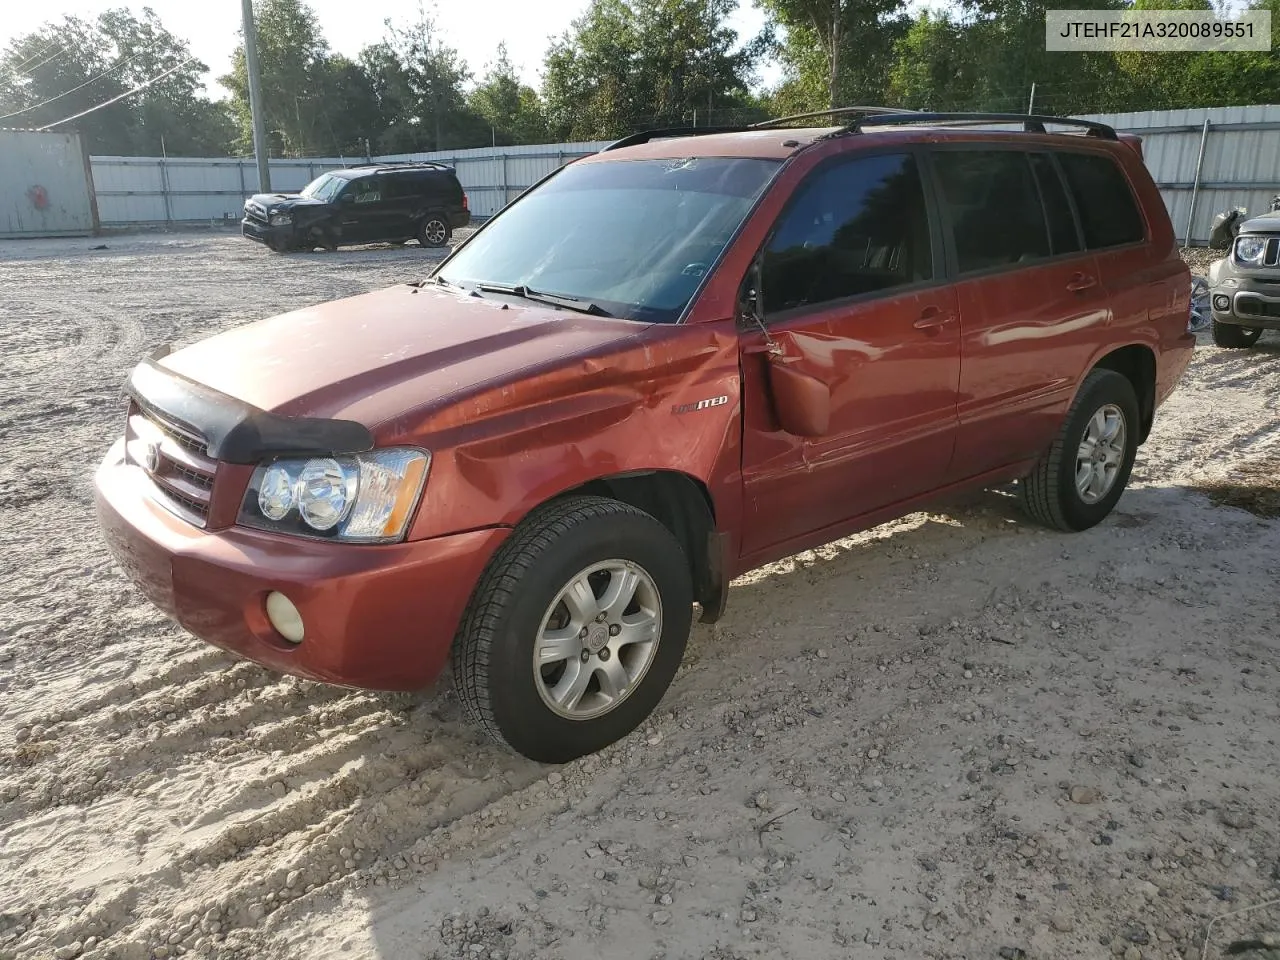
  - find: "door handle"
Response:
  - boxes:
[913,306,954,332]
[1067,273,1098,293]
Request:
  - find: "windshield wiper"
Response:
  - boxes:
[475,282,613,317]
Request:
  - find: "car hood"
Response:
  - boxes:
[245,193,328,214]
[1238,211,1280,234]
[157,284,645,432]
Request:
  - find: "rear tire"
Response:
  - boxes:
[1018,368,1139,532]
[452,496,692,763]
[1212,320,1263,348]
[418,216,451,248]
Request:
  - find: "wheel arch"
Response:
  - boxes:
[542,470,729,625]
[1089,343,1157,443]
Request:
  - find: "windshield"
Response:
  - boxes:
[300,173,345,201]
[437,157,781,323]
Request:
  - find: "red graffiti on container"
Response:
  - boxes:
[27,185,49,209]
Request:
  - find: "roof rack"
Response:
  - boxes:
[359,160,452,170]
[599,109,1118,154]
[849,112,1118,140]
[600,109,917,152]
[600,125,753,152]
[750,106,918,129]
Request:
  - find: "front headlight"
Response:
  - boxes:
[238,448,430,543]
[1234,236,1267,265]
[269,213,293,226]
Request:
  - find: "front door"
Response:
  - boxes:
[336,176,386,243]
[740,151,961,560]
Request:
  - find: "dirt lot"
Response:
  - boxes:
[1,232,1278,960]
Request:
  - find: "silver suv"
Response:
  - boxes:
[1208,212,1280,348]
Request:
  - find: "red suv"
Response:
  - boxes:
[95,111,1194,762]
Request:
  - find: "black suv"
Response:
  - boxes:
[241,162,470,253]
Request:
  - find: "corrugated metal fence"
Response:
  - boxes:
[89,141,609,225]
[86,107,1280,242]
[1079,105,1280,245]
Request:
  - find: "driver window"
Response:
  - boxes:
[762,153,932,315]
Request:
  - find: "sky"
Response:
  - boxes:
[0,0,781,99]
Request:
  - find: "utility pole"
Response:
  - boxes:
[1027,82,1037,115]
[241,0,271,193]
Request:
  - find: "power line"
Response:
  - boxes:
[0,46,153,121]
[5,42,71,80]
[5,37,64,74]
[35,56,193,130]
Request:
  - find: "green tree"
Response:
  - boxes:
[469,43,548,145]
[0,9,227,155]
[886,12,977,110]
[98,8,235,155]
[757,0,911,110]
[382,2,478,151]
[221,0,333,156]
[1107,0,1280,111]
[314,54,387,157]
[543,0,760,140]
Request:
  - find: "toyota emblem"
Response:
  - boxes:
[143,441,161,473]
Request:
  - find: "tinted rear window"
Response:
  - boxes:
[932,150,1050,274]
[385,175,422,198]
[1056,151,1145,248]
[1029,153,1081,256]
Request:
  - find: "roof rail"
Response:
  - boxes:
[848,111,1118,140]
[751,106,919,129]
[366,160,451,169]
[597,108,1114,153]
[600,108,920,152]
[600,125,753,152]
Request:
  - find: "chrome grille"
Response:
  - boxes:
[125,403,218,526]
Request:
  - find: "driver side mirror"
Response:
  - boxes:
[766,351,832,437]
[739,258,833,439]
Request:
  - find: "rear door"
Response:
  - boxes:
[1055,150,1165,336]
[380,172,424,240]
[930,146,1109,480]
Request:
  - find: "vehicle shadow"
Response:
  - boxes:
[352,483,1196,959]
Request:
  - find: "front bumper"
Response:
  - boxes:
[1210,278,1280,330]
[94,439,509,691]
[240,217,292,246]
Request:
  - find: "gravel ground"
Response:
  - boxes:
[1,233,1278,960]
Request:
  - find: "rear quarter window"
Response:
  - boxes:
[1056,151,1145,249]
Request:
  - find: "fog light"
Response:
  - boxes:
[266,591,304,644]
[1213,294,1231,311]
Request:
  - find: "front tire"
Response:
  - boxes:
[1018,368,1139,532]
[1212,320,1263,348]
[452,496,693,763]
